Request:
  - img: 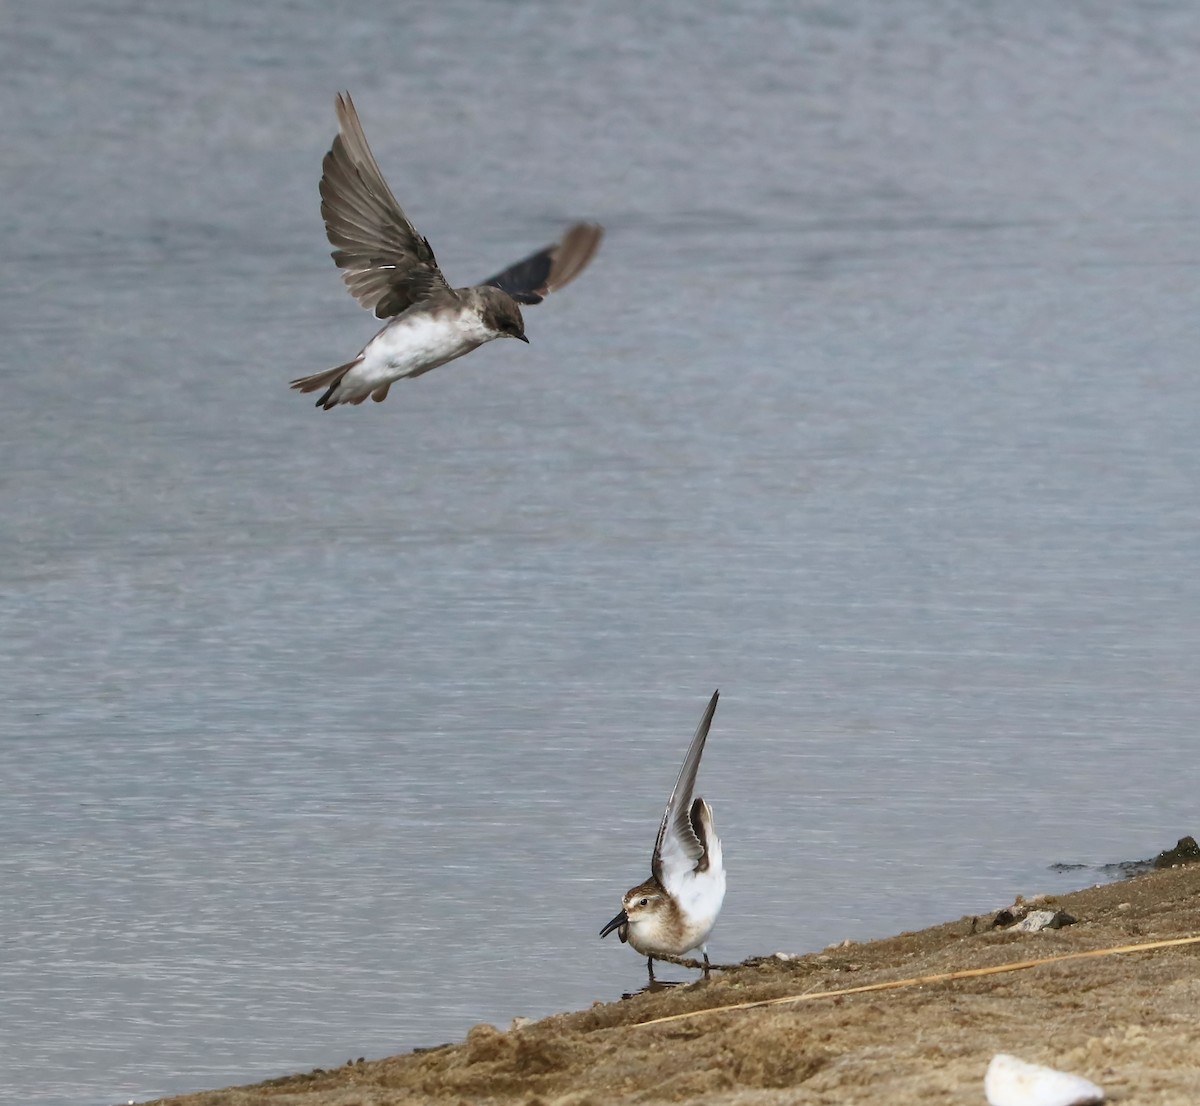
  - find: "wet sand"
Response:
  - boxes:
[152,863,1200,1105]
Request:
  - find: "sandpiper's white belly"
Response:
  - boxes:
[675,867,726,950]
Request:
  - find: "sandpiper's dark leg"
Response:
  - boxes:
[703,951,711,978]
[647,956,656,983]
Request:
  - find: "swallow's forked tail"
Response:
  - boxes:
[289,357,374,409]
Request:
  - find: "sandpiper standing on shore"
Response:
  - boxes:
[291,92,603,409]
[600,690,726,983]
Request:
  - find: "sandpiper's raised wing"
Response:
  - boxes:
[320,91,454,319]
[651,690,719,892]
[481,222,604,305]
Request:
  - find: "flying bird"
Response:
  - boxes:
[600,691,726,984]
[291,92,604,409]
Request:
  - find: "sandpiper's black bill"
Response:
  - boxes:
[599,909,628,939]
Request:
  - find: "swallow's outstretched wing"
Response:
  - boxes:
[320,91,454,319]
[482,222,604,305]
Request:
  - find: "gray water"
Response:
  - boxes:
[3,2,1200,1103]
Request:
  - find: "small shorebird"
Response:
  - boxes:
[292,92,603,409]
[600,690,726,983]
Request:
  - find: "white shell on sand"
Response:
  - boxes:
[985,1054,1105,1106]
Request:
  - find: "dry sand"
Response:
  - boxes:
[154,863,1200,1105]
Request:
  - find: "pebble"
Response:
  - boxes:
[984,1053,1105,1106]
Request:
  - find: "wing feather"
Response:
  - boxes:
[481,223,604,305]
[651,690,720,890]
[319,92,453,318]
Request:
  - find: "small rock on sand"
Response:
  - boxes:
[1014,910,1076,933]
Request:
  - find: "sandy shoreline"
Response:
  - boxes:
[152,863,1200,1105]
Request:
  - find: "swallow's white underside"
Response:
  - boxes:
[334,304,499,403]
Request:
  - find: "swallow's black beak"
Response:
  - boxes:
[516,333,530,343]
[599,909,628,940]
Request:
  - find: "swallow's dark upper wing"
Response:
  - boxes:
[320,92,454,319]
[481,222,604,305]
[651,690,720,888]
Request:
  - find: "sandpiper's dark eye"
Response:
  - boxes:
[639,897,649,907]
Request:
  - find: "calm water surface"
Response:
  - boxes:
[3,3,1200,1103]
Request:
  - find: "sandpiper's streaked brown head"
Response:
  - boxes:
[600,882,678,946]
[290,91,603,409]
[599,691,727,985]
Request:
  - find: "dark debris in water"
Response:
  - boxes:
[1099,859,1157,879]
[1052,834,1200,881]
